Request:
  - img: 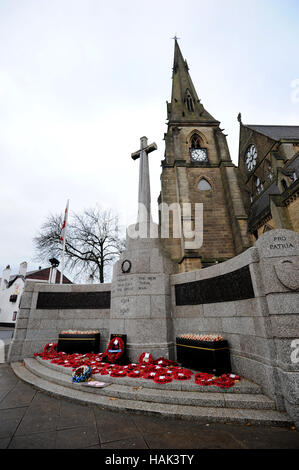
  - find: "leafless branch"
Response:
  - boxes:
[33,207,125,283]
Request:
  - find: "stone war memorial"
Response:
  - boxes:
[8,40,299,430]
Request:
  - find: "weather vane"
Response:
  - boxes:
[171,34,181,41]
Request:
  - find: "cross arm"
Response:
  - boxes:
[131,142,158,160]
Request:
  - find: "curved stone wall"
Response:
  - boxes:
[8,282,111,361]
[170,230,299,426]
[8,229,299,427]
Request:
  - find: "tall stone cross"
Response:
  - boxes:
[131,136,157,224]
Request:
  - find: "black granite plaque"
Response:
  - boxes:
[36,291,111,310]
[175,265,254,306]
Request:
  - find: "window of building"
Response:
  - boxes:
[255,177,264,195]
[197,178,212,191]
[185,91,194,112]
[281,179,288,191]
[191,134,201,149]
[190,134,208,163]
[266,161,274,181]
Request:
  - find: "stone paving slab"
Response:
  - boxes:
[143,428,246,450]
[0,406,28,440]
[8,431,57,449]
[0,380,36,410]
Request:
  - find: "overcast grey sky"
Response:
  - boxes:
[0,0,298,281]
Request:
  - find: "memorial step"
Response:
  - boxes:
[11,361,293,427]
[24,358,276,410]
[35,356,262,394]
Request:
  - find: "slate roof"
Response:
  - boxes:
[286,154,299,172]
[26,267,72,284]
[248,182,280,229]
[245,125,299,141]
[248,154,299,229]
[5,268,72,287]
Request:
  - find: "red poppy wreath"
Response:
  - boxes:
[109,368,127,378]
[106,337,125,363]
[172,370,192,381]
[41,342,57,358]
[153,357,178,367]
[127,369,143,378]
[194,372,216,386]
[153,374,173,384]
[138,352,153,365]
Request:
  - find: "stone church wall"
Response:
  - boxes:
[171,249,273,393]
[288,197,299,232]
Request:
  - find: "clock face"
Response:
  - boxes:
[245,145,258,172]
[190,148,208,162]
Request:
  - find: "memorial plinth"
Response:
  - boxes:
[109,137,176,361]
[110,221,176,362]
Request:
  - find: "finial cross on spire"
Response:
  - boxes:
[171,34,181,41]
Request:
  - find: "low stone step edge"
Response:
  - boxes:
[35,356,262,395]
[24,358,275,411]
[11,362,293,427]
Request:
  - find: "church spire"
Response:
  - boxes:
[167,39,218,124]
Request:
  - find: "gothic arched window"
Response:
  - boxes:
[197,178,212,191]
[255,176,264,195]
[266,160,274,181]
[185,90,194,112]
[191,134,201,149]
[281,179,288,191]
[190,134,208,163]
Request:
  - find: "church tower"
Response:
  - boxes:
[159,40,251,271]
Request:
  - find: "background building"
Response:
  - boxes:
[158,40,299,273]
[238,120,299,240]
[0,262,71,326]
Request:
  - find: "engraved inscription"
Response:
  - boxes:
[113,275,158,295]
[138,275,157,291]
[270,237,295,250]
[36,291,111,310]
[120,298,130,315]
[175,265,254,306]
[113,277,135,296]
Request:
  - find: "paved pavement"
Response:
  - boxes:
[0,364,298,449]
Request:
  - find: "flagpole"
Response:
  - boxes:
[60,199,69,284]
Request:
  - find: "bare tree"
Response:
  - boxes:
[34,207,125,283]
